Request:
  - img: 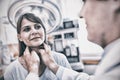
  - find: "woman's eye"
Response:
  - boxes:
[34,24,42,30]
[23,26,31,32]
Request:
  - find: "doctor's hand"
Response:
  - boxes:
[23,47,40,75]
[39,43,59,74]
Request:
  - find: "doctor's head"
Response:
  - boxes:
[80,0,120,48]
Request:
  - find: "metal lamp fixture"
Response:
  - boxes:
[7,0,62,33]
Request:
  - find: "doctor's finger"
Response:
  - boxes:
[31,51,40,62]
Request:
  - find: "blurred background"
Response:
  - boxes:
[0,0,104,77]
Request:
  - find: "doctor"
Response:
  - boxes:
[25,0,120,80]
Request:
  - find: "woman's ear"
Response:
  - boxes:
[17,34,22,41]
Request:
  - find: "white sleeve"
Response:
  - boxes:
[56,66,90,80]
[25,72,39,80]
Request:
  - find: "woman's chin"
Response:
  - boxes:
[31,43,43,47]
[29,43,44,51]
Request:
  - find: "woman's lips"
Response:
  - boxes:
[30,37,41,41]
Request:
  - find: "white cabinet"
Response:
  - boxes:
[48,20,84,71]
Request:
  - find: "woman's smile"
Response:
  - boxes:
[30,37,41,41]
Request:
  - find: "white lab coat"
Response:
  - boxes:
[56,38,120,80]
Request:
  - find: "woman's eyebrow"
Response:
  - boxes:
[21,25,30,30]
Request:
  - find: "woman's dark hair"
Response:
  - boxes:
[17,13,46,57]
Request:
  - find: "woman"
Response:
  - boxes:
[4,13,71,80]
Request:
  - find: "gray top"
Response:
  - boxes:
[4,51,71,80]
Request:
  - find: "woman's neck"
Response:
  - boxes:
[29,45,46,76]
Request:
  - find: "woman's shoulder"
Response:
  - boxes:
[4,59,22,75]
[4,59,27,80]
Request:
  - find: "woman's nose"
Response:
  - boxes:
[31,27,38,35]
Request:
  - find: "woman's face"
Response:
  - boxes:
[18,18,45,47]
